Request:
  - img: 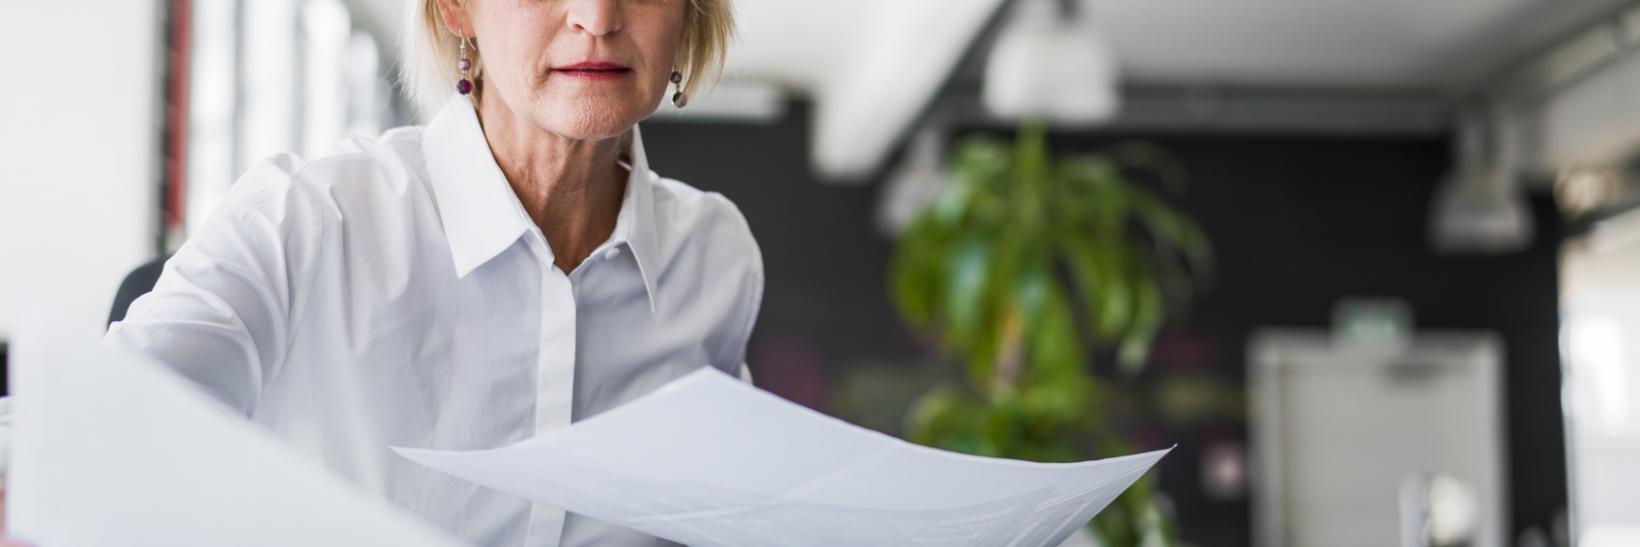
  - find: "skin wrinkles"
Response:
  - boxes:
[435,0,686,274]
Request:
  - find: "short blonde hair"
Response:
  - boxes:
[401,0,734,112]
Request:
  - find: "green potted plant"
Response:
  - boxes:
[888,122,1212,545]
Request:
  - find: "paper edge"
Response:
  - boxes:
[393,364,1176,473]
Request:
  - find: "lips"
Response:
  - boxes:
[553,62,632,81]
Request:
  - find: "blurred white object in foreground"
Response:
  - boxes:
[6,335,468,547]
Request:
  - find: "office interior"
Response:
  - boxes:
[3,1,1640,546]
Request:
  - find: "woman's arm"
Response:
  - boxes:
[107,154,328,415]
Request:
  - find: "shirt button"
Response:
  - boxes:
[603,247,622,260]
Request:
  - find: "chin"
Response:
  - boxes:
[533,94,651,141]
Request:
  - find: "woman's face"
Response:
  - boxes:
[458,0,685,139]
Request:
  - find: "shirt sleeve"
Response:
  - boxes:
[104,155,329,415]
[706,192,764,386]
[731,266,763,385]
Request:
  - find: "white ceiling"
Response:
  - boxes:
[354,0,1634,178]
[1090,0,1631,89]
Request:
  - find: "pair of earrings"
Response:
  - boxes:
[456,37,688,108]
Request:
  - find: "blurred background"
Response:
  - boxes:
[6,0,1640,545]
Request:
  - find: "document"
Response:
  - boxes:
[396,367,1170,547]
[5,338,471,547]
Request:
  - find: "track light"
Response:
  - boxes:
[983,0,1120,123]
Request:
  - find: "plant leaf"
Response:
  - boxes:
[887,214,943,327]
[1126,185,1214,280]
[1067,235,1133,339]
[1117,257,1165,375]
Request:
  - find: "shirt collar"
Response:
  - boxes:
[422,94,661,313]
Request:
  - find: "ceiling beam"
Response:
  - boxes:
[807,0,1010,182]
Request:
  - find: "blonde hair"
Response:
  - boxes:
[401,0,734,112]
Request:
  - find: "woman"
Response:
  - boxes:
[69,1,756,546]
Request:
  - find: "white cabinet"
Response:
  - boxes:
[1250,330,1507,547]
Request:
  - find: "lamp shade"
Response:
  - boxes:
[983,0,1120,123]
[1429,110,1534,254]
[1429,169,1534,254]
[877,128,949,236]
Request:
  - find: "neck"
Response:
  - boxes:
[475,93,630,274]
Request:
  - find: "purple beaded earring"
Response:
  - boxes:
[670,69,687,108]
[457,37,475,95]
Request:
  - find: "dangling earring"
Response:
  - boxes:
[457,37,475,95]
[670,69,687,108]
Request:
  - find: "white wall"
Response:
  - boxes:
[1562,232,1640,547]
[0,2,162,339]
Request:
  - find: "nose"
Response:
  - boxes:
[566,0,623,36]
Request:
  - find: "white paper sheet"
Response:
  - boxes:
[6,335,471,547]
[396,367,1170,547]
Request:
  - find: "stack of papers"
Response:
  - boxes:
[397,368,1170,547]
[9,334,1167,547]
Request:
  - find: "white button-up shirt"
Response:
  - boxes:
[103,94,764,547]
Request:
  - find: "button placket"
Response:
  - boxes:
[523,241,576,547]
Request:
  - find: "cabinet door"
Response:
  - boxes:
[1250,331,1506,547]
